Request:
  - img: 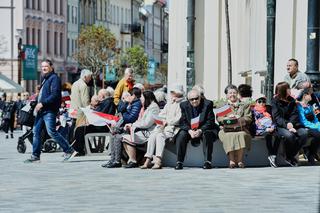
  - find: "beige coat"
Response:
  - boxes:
[70,78,90,113]
[153,97,184,137]
[218,101,252,154]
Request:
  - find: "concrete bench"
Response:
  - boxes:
[162,136,289,167]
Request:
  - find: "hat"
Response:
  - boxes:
[254,94,267,101]
[170,84,184,95]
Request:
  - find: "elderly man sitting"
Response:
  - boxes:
[175,89,218,170]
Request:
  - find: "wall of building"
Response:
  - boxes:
[168,0,310,100]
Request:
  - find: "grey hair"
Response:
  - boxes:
[187,89,201,99]
[192,84,205,96]
[106,86,115,97]
[133,83,145,90]
[124,68,133,75]
[80,69,92,79]
[154,90,166,102]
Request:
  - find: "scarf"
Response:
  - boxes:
[254,104,271,118]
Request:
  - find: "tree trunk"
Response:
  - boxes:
[225,0,232,84]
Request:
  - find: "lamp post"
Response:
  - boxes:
[17,37,22,85]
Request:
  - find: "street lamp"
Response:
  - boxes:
[15,29,24,85]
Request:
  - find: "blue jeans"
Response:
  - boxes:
[32,111,73,158]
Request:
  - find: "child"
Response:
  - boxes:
[253,96,278,167]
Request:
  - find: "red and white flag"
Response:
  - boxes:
[191,115,200,129]
[81,108,120,126]
[153,114,164,125]
[61,91,71,102]
[68,108,78,119]
[214,104,232,117]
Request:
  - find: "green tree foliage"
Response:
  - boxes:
[73,25,116,91]
[120,45,148,77]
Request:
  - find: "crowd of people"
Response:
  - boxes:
[1,57,319,168]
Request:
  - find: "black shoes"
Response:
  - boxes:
[124,161,138,168]
[105,161,122,168]
[24,155,40,163]
[5,135,8,139]
[203,161,212,169]
[10,133,13,138]
[175,162,183,170]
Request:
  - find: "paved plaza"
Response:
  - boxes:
[0,130,319,213]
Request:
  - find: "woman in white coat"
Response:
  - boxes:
[122,90,160,168]
[141,85,185,169]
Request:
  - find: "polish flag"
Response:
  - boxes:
[61,91,71,102]
[81,108,120,126]
[191,115,200,129]
[153,114,164,125]
[215,105,232,117]
[68,108,78,119]
[65,100,71,109]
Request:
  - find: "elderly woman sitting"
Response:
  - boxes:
[141,84,184,169]
[217,84,252,168]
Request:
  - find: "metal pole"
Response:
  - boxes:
[266,0,276,103]
[18,38,22,85]
[10,0,14,80]
[186,0,195,92]
[305,0,320,90]
[225,0,232,85]
[131,0,133,47]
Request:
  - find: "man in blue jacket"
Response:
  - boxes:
[25,59,77,163]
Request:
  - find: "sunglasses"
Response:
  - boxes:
[257,99,266,104]
[189,97,200,101]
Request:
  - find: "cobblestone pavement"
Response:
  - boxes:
[0,131,319,213]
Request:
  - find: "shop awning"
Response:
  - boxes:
[0,73,24,93]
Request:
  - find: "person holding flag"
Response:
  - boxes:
[141,84,185,169]
[217,84,252,168]
[174,89,218,170]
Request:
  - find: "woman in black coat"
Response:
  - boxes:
[272,82,308,166]
[2,94,17,139]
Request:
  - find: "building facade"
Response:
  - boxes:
[168,0,314,101]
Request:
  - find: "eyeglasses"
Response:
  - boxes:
[257,99,266,104]
[189,97,200,102]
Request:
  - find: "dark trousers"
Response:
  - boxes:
[264,132,280,156]
[3,118,14,134]
[276,127,308,159]
[175,129,217,163]
[306,129,320,156]
[73,125,109,155]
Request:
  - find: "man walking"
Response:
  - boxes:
[25,59,77,163]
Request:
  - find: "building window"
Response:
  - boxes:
[54,0,57,14]
[75,7,78,24]
[71,39,74,55]
[67,5,70,22]
[117,6,119,25]
[54,32,58,55]
[38,0,41,10]
[71,6,74,23]
[26,27,30,44]
[26,0,30,9]
[67,38,69,56]
[60,0,63,15]
[32,0,36,10]
[60,33,63,56]
[32,28,35,45]
[37,29,41,51]
[121,8,123,24]
[46,30,50,53]
[47,0,50,12]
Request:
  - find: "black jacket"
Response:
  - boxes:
[38,72,61,113]
[271,96,300,128]
[179,99,217,132]
[95,97,116,115]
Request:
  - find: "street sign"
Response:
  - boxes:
[105,64,116,81]
[22,45,38,80]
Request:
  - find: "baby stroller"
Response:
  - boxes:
[17,102,57,153]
